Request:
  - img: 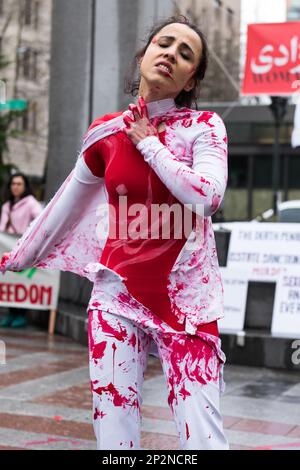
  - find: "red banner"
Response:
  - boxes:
[242,22,300,95]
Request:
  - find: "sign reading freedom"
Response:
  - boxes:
[0,232,60,310]
[242,22,300,95]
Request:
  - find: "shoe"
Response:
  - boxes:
[0,313,15,328]
[10,315,28,328]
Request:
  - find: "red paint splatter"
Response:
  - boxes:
[176,282,184,291]
[112,342,117,383]
[0,253,11,269]
[163,335,218,409]
[92,341,107,360]
[182,118,193,128]
[97,310,128,342]
[200,176,211,185]
[128,333,137,348]
[130,441,134,448]
[88,315,94,352]
[197,112,214,127]
[91,301,102,308]
[94,407,106,420]
[186,422,190,440]
[93,382,130,407]
[179,385,191,401]
[211,194,221,213]
[191,185,206,197]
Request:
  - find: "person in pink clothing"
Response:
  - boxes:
[0,172,42,327]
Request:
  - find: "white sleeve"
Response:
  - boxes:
[0,156,104,273]
[136,112,228,217]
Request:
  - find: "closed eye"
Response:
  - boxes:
[159,43,191,60]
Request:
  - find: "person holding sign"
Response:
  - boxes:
[0,173,42,327]
[0,16,228,450]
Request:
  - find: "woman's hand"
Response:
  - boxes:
[0,251,12,272]
[123,96,159,146]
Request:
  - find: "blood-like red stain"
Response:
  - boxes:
[97,310,128,342]
[163,335,218,409]
[112,342,117,383]
[128,333,137,348]
[197,112,214,127]
[92,341,107,359]
[186,422,190,440]
[93,382,130,407]
[200,176,211,185]
[191,185,207,197]
[182,118,193,128]
[179,385,191,401]
[94,407,106,420]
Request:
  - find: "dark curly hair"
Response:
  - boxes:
[124,15,208,109]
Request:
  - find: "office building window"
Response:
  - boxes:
[24,0,32,26]
[34,1,39,29]
[17,47,38,81]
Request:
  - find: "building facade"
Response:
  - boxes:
[177,0,241,102]
[0,0,52,178]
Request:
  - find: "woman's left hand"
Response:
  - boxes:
[123,96,159,146]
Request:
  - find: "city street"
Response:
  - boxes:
[0,326,300,451]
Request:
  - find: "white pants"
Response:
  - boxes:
[88,309,229,450]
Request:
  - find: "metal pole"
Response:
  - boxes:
[269,97,288,217]
[272,120,280,215]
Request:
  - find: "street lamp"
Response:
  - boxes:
[269,96,288,216]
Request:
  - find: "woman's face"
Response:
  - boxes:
[10,176,26,199]
[139,23,203,99]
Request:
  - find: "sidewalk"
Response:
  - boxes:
[0,326,300,450]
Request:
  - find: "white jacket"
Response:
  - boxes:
[0,97,228,335]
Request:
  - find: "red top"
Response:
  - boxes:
[84,113,219,337]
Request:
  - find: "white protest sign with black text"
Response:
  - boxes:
[219,268,248,333]
[227,223,300,281]
[272,269,300,338]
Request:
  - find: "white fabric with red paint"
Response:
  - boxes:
[0,97,228,335]
[89,308,229,450]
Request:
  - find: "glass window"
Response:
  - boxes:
[24,0,32,26]
[253,154,285,189]
[288,155,300,188]
[228,155,248,188]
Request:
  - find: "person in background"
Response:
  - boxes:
[0,172,42,328]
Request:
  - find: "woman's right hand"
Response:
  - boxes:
[0,251,12,271]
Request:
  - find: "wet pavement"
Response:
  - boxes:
[0,326,300,450]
